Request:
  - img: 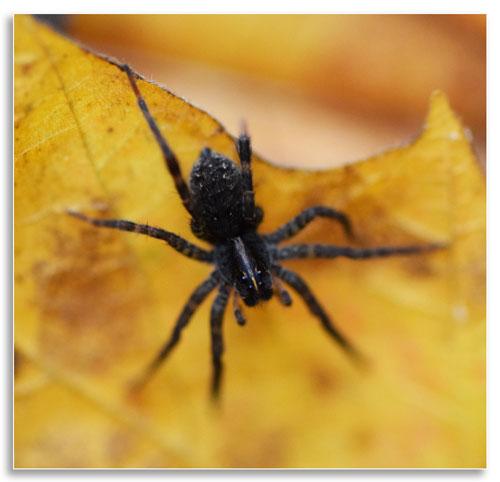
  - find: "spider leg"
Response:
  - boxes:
[273,277,293,306]
[236,124,257,223]
[210,284,231,400]
[121,64,193,215]
[265,206,353,244]
[68,211,213,262]
[274,242,443,261]
[237,122,253,191]
[130,271,219,391]
[233,291,247,326]
[273,265,364,362]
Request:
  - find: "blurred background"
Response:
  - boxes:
[40,14,486,169]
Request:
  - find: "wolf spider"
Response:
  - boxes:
[69,64,439,400]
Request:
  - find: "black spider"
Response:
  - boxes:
[69,65,440,400]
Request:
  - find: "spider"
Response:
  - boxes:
[69,64,440,400]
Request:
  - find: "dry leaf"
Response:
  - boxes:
[14,15,485,468]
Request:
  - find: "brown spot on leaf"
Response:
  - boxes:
[106,428,133,465]
[226,428,288,468]
[351,427,375,451]
[20,61,34,75]
[401,255,437,278]
[32,221,147,374]
[309,363,339,395]
[14,349,24,378]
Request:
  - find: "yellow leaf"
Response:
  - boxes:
[14,15,485,468]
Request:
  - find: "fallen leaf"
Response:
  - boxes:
[14,15,485,468]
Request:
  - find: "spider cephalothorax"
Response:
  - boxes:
[69,64,439,400]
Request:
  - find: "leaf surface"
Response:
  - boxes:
[14,15,485,468]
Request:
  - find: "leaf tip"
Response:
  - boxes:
[423,90,467,142]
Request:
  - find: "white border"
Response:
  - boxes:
[1,0,492,14]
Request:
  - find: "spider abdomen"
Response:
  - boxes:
[189,148,246,242]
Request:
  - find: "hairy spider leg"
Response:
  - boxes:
[121,64,194,215]
[274,243,442,261]
[232,291,247,326]
[130,272,220,391]
[273,265,365,363]
[237,122,252,191]
[210,285,231,400]
[273,277,293,306]
[265,206,353,245]
[67,211,213,262]
[236,125,257,223]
